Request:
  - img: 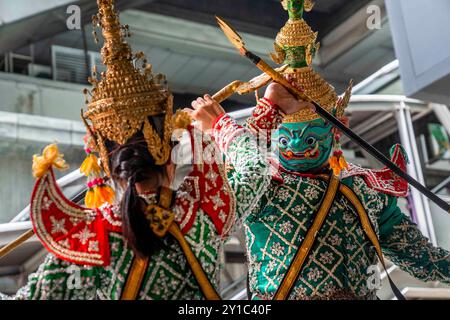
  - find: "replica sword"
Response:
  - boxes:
[215,16,450,214]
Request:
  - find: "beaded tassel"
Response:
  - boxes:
[329,131,349,177]
[81,133,115,208]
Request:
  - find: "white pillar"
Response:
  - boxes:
[396,101,437,245]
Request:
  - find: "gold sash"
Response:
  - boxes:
[273,174,404,300]
[274,175,405,300]
[121,187,220,300]
[274,174,340,300]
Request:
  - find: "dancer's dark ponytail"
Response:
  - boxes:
[108,134,164,258]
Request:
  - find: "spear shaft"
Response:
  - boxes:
[216,17,450,213]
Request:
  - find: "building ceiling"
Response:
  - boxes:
[0,0,395,107]
[0,0,376,54]
[135,0,373,39]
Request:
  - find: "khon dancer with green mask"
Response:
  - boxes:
[189,0,450,300]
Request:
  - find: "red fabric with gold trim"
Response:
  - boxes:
[269,145,408,197]
[98,204,122,233]
[175,126,234,236]
[30,169,120,266]
[30,127,234,265]
[175,175,201,234]
[246,98,284,146]
[341,144,409,197]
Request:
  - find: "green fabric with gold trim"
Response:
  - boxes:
[245,172,450,300]
[2,218,217,300]
[211,105,450,300]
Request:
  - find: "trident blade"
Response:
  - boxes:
[216,16,246,53]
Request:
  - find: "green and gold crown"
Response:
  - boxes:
[271,0,352,123]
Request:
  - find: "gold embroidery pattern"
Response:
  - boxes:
[31,172,104,265]
[246,173,382,299]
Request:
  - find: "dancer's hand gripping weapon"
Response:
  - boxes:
[213,16,450,214]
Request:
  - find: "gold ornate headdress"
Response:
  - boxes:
[271,0,353,123]
[81,0,173,177]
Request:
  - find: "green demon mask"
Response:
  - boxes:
[273,118,333,172]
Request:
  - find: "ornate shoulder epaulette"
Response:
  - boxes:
[341,144,409,197]
[30,168,122,266]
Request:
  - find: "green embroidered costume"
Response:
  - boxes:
[212,99,450,300]
[209,0,450,300]
[0,123,270,300]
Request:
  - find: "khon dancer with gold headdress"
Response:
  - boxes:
[189,0,450,300]
[0,0,269,300]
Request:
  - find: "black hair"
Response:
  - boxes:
[107,127,166,258]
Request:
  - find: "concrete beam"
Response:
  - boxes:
[0,111,84,147]
[0,0,74,25]
[121,10,274,61]
[0,0,154,53]
[319,0,388,67]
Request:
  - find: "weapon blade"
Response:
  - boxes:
[214,17,450,213]
[216,16,246,53]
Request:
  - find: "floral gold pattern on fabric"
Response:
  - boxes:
[274,175,340,300]
[212,114,450,300]
[145,204,175,238]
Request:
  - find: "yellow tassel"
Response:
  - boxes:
[85,189,95,209]
[91,187,103,209]
[93,188,104,208]
[32,144,68,179]
[339,156,349,170]
[85,185,115,209]
[329,155,344,177]
[80,154,101,176]
[329,154,349,177]
[329,156,338,169]
[332,166,341,177]
[97,185,115,205]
